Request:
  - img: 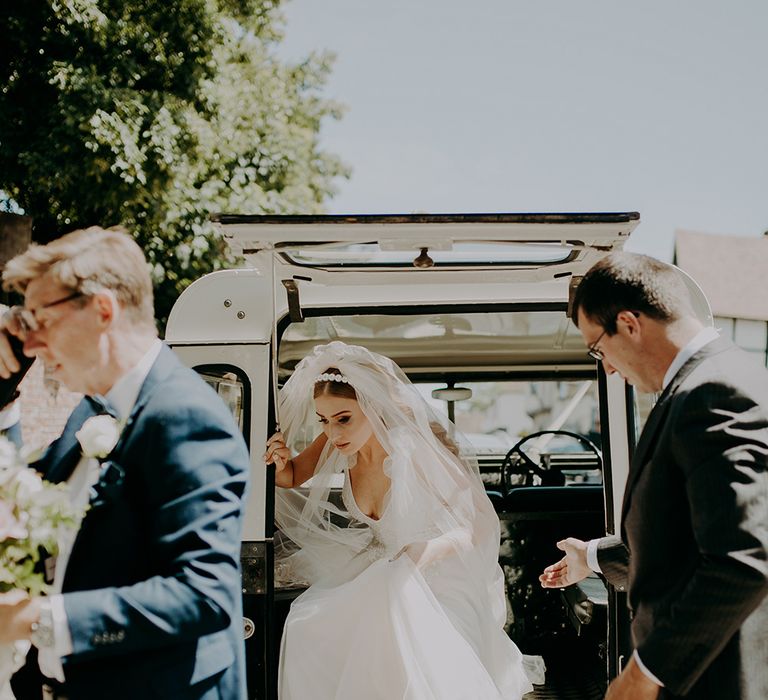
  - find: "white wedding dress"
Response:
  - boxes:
[278,467,543,700]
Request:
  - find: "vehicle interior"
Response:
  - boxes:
[272,308,620,699]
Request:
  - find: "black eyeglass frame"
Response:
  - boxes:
[587,327,609,361]
[586,310,641,361]
[12,292,86,335]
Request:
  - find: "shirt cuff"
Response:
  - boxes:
[35,596,71,683]
[0,400,20,430]
[586,538,602,573]
[50,594,74,657]
[633,650,664,687]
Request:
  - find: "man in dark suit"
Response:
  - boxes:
[540,252,768,699]
[0,227,250,699]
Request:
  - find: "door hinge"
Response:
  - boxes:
[282,279,304,323]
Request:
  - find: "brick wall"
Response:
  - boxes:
[18,360,82,449]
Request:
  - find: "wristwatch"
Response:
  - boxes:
[30,599,55,649]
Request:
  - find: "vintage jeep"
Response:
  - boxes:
[165,213,711,699]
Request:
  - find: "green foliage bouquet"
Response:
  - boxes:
[0,435,85,694]
[0,436,84,596]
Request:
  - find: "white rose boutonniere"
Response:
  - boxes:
[75,415,122,459]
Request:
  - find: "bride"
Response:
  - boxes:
[265,341,544,699]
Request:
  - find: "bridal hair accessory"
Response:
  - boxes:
[314,372,349,384]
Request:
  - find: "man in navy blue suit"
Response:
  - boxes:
[0,227,250,700]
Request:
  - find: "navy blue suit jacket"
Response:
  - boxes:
[18,345,250,700]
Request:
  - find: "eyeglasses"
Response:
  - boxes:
[587,327,608,361]
[10,292,85,336]
[586,311,640,361]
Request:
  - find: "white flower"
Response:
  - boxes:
[0,498,27,541]
[0,444,87,595]
[19,440,50,464]
[75,415,122,459]
[13,468,44,501]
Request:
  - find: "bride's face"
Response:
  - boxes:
[315,394,375,455]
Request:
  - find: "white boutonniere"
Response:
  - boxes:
[75,415,122,459]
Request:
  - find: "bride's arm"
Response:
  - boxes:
[397,528,474,569]
[399,482,492,568]
[264,432,328,488]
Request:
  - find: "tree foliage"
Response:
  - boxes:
[0,0,348,328]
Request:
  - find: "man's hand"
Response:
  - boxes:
[0,590,38,643]
[605,656,661,700]
[539,537,592,588]
[0,305,22,379]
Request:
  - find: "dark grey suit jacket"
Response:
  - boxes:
[598,336,768,699]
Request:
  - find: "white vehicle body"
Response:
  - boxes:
[165,213,711,699]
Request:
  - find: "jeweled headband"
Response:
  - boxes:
[313,372,349,384]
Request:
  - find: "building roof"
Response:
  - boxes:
[675,229,768,321]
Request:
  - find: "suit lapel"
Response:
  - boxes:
[41,400,99,483]
[39,346,179,484]
[620,391,672,524]
[108,344,179,460]
[620,335,734,526]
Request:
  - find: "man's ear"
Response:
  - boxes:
[616,309,641,336]
[93,290,119,326]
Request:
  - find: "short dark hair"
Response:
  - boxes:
[572,252,694,333]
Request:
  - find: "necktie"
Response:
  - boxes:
[85,393,117,418]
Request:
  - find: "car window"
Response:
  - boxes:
[416,379,602,486]
[197,367,247,434]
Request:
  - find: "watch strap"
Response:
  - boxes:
[30,598,55,649]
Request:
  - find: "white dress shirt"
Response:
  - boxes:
[586,326,719,686]
[0,399,20,430]
[37,339,163,681]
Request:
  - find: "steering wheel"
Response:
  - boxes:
[499,430,602,497]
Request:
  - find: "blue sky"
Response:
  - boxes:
[277,0,768,261]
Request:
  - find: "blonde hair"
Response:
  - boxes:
[2,226,155,327]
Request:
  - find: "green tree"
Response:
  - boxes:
[0,0,348,328]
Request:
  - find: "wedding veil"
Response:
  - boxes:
[275,342,500,591]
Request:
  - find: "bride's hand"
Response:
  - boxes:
[391,541,438,570]
[264,432,292,474]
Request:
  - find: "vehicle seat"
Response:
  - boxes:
[497,485,605,653]
[561,574,608,636]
